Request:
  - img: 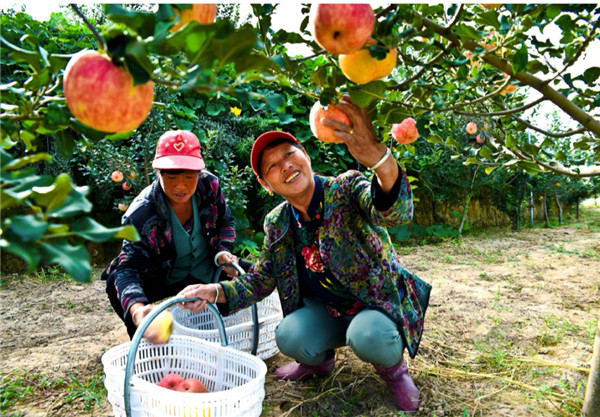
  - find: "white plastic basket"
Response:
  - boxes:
[171,291,283,360]
[102,300,268,417]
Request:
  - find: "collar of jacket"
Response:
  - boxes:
[265,175,332,247]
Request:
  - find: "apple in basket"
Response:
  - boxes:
[158,373,184,390]
[175,378,208,393]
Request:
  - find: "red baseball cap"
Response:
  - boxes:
[152,130,205,170]
[250,131,300,178]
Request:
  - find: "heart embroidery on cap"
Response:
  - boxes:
[173,142,185,152]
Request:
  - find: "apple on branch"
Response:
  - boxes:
[311,4,375,55]
[309,101,351,143]
[339,39,397,84]
[63,50,154,133]
[170,4,217,32]
[391,118,419,145]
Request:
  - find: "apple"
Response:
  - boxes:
[311,4,375,55]
[171,4,217,32]
[391,118,419,145]
[143,310,173,344]
[128,171,137,179]
[175,378,208,393]
[466,122,478,135]
[111,170,124,182]
[339,39,397,84]
[476,134,485,144]
[309,101,351,143]
[122,181,132,191]
[158,373,184,390]
[118,203,129,212]
[481,4,502,9]
[63,50,154,133]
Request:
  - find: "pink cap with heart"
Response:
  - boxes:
[152,130,205,170]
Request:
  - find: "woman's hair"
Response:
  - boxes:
[257,138,303,178]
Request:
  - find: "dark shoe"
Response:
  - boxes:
[274,352,335,381]
[373,360,420,412]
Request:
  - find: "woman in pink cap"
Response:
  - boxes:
[177,98,431,412]
[101,130,247,341]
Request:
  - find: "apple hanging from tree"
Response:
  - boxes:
[63,50,154,133]
[339,39,397,84]
[122,181,132,191]
[309,101,351,143]
[391,118,419,144]
[175,378,208,393]
[111,170,124,182]
[170,4,217,32]
[466,122,478,135]
[311,4,375,55]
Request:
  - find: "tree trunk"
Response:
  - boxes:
[576,199,580,220]
[583,320,600,417]
[458,166,479,236]
[458,195,471,235]
[554,189,563,224]
[543,191,549,228]
[529,190,534,225]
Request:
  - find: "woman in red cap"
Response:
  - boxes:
[178,98,431,412]
[101,130,247,341]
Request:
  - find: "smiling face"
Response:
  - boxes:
[158,170,199,207]
[259,142,314,204]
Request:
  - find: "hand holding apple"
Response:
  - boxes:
[309,101,349,143]
[138,307,173,344]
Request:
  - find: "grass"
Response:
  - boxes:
[0,369,106,415]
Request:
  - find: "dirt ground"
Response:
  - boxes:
[1,207,599,417]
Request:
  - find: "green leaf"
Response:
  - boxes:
[512,41,528,74]
[484,166,497,175]
[465,157,478,165]
[0,239,40,272]
[517,160,541,175]
[54,131,75,158]
[47,185,92,218]
[31,174,72,214]
[348,81,387,107]
[454,24,481,42]
[71,217,140,242]
[39,241,92,282]
[3,215,49,242]
[582,67,600,85]
[505,134,517,150]
[479,146,492,159]
[3,153,52,171]
[426,135,443,144]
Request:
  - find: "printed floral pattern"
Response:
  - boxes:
[301,244,325,272]
[222,169,431,359]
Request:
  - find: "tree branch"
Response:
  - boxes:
[69,4,107,52]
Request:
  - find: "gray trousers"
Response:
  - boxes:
[275,298,404,368]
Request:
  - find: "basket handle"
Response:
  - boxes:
[219,262,260,356]
[124,297,226,417]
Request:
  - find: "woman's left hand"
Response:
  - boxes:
[216,252,240,277]
[177,284,219,313]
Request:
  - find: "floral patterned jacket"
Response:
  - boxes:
[221,169,431,359]
[101,171,235,318]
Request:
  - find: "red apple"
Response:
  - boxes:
[476,134,485,144]
[111,170,124,182]
[158,373,184,390]
[122,181,132,191]
[391,118,419,145]
[311,4,375,55]
[63,50,154,133]
[171,4,217,32]
[466,122,478,135]
[175,378,207,393]
[309,101,350,143]
[118,203,129,212]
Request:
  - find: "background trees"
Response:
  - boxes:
[1,3,599,280]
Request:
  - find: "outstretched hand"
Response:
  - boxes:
[321,96,399,193]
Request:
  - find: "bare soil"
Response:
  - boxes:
[2,207,599,417]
